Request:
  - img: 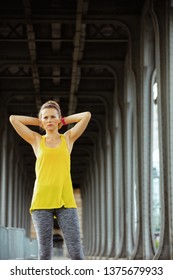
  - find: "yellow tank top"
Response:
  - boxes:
[30,134,77,212]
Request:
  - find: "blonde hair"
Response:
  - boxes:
[38,100,62,119]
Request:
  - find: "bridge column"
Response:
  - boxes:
[0,113,8,226]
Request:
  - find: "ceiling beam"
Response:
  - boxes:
[68,0,88,115]
[23,0,41,109]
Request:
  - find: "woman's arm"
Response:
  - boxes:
[63,111,91,144]
[9,115,41,145]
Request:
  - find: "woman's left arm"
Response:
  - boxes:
[63,111,91,143]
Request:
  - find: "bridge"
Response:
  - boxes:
[0,0,173,260]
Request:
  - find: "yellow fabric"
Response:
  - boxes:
[30,134,77,212]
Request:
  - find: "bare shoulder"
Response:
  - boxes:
[31,133,42,157]
[64,130,74,154]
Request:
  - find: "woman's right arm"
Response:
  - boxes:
[9,115,41,145]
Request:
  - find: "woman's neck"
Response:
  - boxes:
[45,131,60,139]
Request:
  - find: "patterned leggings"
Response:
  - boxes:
[31,207,84,260]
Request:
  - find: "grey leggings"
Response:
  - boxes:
[31,207,84,260]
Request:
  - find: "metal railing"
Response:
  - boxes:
[0,225,38,260]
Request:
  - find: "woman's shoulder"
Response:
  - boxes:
[31,133,43,157]
[63,131,74,153]
[63,131,70,141]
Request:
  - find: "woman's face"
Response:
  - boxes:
[41,108,60,131]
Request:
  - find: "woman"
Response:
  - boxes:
[9,100,91,260]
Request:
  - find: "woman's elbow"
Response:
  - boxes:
[9,115,15,123]
[86,111,91,120]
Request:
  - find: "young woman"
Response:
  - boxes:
[9,100,91,260]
